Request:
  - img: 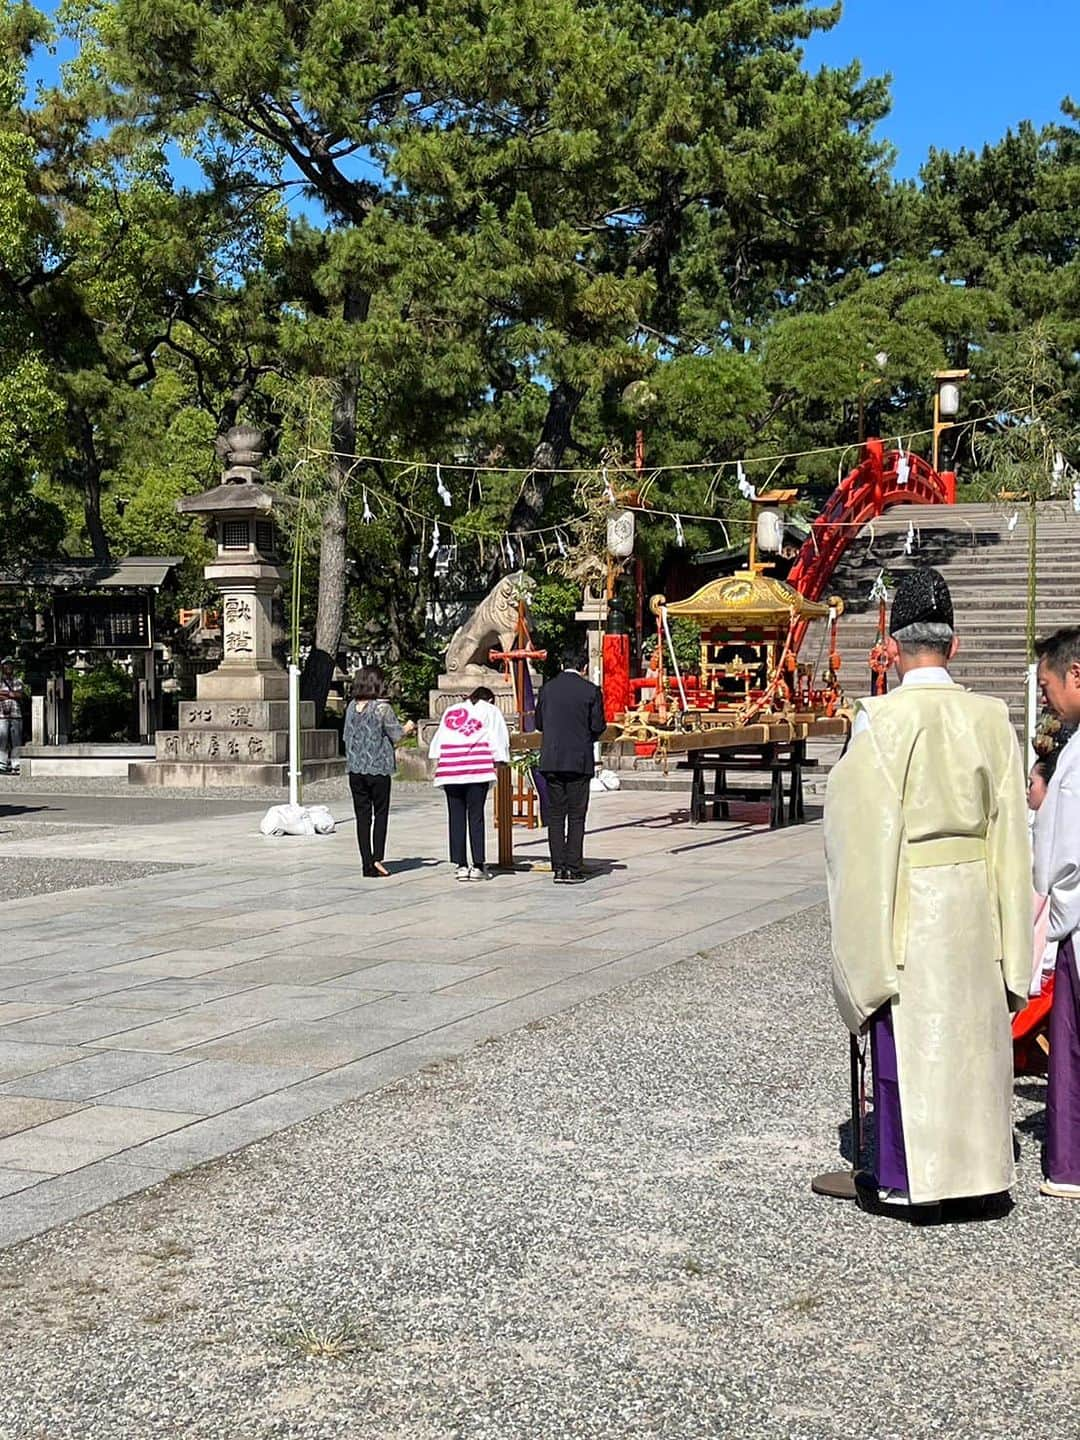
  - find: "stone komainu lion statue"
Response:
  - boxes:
[445,572,533,676]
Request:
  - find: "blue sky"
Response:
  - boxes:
[803,0,1078,179]
[26,0,1078,197]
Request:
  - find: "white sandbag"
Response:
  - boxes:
[306,805,337,834]
[260,803,316,837]
[590,769,621,793]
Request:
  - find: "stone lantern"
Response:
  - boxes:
[184,426,285,701]
[129,426,343,787]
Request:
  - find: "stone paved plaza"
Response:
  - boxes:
[0,783,825,1247]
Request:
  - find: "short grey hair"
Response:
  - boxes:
[893,621,954,654]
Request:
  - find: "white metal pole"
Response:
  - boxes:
[1026,661,1039,768]
[288,662,301,807]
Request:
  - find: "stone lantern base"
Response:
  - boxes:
[128,682,344,789]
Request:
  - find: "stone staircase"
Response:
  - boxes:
[808,502,1080,734]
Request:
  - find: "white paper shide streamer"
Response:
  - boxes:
[361,488,374,524]
[895,443,911,488]
[673,514,686,547]
[429,521,441,559]
[736,461,756,501]
[436,463,453,508]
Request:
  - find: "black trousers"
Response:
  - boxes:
[349,771,392,874]
[444,782,489,867]
[541,771,592,872]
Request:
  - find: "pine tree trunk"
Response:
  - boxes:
[83,470,111,565]
[507,381,585,537]
[300,289,368,718]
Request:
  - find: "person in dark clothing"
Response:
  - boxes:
[343,666,414,876]
[534,644,607,884]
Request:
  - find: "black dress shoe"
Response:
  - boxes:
[553,868,568,884]
[564,870,586,885]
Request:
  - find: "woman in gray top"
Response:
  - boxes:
[342,667,414,876]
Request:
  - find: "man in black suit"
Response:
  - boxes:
[535,644,608,884]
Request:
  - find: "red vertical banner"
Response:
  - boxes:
[602,633,631,721]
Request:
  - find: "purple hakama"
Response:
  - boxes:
[869,1001,909,1193]
[1046,937,1080,1185]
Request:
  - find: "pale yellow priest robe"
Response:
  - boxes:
[825,681,1032,1203]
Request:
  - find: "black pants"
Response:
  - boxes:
[444,782,489,867]
[349,771,392,874]
[541,771,592,872]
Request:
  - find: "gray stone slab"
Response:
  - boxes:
[0,1104,200,1174]
[356,936,515,965]
[0,1167,43,1198]
[0,1041,84,1084]
[120,1088,343,1173]
[0,1002,60,1025]
[86,1011,266,1054]
[0,1096,83,1136]
[0,1049,195,1102]
[0,1004,176,1046]
[80,977,260,1011]
[345,960,494,993]
[0,1159,173,1248]
[434,967,574,1002]
[184,951,369,986]
[0,972,146,1005]
[102,1059,318,1115]
[100,947,269,979]
[465,944,612,974]
[189,1019,407,1071]
[190,983,387,1024]
[326,992,491,1032]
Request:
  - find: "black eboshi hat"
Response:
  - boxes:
[889,567,954,635]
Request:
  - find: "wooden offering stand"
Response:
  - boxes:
[490,599,547,867]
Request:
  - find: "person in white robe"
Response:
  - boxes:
[825,568,1031,1216]
[1033,627,1080,1198]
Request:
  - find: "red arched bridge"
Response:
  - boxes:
[786,437,956,654]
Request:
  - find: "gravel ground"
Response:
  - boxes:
[0,904,1072,1439]
[0,855,190,900]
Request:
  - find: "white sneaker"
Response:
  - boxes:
[468,866,489,881]
[455,865,471,882]
[1040,1179,1080,1199]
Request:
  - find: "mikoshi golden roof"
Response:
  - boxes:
[651,569,832,625]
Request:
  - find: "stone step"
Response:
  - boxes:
[129,757,346,788]
[21,743,156,779]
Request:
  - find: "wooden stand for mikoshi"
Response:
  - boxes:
[490,600,547,870]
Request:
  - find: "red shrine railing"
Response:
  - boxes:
[786,437,955,655]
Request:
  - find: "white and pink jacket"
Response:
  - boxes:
[428,699,510,787]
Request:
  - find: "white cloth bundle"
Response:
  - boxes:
[259,804,337,837]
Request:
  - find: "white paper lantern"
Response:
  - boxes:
[607,509,635,559]
[937,382,961,418]
[756,506,784,554]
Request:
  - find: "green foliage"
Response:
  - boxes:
[386,649,442,720]
[643,617,700,675]
[0,0,1076,692]
[69,659,131,740]
[529,575,581,678]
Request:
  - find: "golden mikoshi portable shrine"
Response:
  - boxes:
[618,491,848,752]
